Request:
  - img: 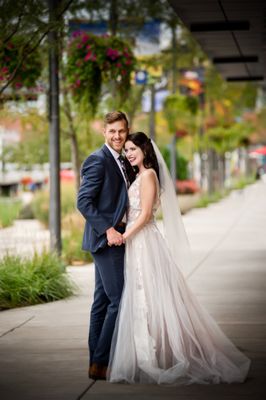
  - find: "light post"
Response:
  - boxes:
[48,0,61,254]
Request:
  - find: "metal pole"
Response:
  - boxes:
[149,83,156,141]
[48,0,61,254]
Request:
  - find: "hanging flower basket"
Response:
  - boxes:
[66,32,136,112]
[0,37,42,92]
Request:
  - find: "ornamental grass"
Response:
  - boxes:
[0,252,77,309]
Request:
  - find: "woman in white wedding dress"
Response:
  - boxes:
[107,132,250,385]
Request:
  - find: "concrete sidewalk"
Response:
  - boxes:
[0,181,265,400]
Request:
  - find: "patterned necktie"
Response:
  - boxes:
[118,155,130,189]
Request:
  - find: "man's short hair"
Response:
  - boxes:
[104,111,129,129]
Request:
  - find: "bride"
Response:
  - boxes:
[107,132,250,385]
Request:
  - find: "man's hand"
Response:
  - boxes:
[106,227,123,246]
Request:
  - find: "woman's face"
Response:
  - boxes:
[125,140,144,168]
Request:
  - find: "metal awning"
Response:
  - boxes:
[168,0,266,84]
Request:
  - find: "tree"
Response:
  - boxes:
[0,0,74,96]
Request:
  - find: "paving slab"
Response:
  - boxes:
[0,181,266,400]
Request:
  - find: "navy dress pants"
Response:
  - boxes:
[89,241,125,366]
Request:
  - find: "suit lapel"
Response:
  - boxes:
[101,145,125,182]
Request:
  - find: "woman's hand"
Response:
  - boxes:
[122,232,128,243]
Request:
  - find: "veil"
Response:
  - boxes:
[152,140,193,278]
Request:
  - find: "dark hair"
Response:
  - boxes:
[104,110,129,129]
[126,132,160,182]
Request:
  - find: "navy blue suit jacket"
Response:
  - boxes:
[77,145,131,253]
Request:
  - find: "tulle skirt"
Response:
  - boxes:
[108,221,250,385]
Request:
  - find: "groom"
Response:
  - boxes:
[77,111,135,380]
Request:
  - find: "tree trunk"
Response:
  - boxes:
[62,93,80,194]
[109,0,118,36]
[170,23,178,94]
[69,129,80,194]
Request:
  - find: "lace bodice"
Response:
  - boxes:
[127,172,160,227]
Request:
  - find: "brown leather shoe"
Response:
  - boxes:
[88,363,107,380]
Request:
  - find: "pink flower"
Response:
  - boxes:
[15,82,22,88]
[86,44,92,50]
[1,66,9,74]
[77,43,83,49]
[125,59,132,65]
[106,48,119,60]
[75,79,81,87]
[81,33,89,43]
[84,51,96,61]
[116,63,122,68]
[72,31,82,38]
[84,51,92,61]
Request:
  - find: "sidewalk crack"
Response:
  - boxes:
[76,380,96,399]
[0,316,35,338]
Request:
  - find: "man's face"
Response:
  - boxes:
[103,120,128,153]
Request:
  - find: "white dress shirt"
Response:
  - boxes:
[104,143,127,223]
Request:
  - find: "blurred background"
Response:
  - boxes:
[0,0,266,269]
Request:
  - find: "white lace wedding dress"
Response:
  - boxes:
[108,173,250,385]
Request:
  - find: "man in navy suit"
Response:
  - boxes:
[77,111,135,380]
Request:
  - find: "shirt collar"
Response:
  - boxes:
[104,143,121,160]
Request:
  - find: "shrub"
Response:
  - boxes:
[160,146,189,180]
[31,183,76,226]
[0,252,77,309]
[62,212,93,265]
[0,198,22,228]
[18,202,35,219]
